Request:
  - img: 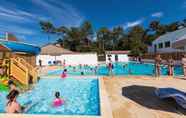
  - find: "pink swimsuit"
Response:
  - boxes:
[61,72,67,78]
[53,98,64,107]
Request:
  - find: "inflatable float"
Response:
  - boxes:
[0,83,8,91]
[155,88,186,109]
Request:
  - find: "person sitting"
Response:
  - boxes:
[6,90,23,113]
[61,69,67,79]
[53,92,64,107]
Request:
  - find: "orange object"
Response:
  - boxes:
[1,79,8,86]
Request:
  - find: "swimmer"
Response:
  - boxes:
[123,64,128,68]
[8,80,17,92]
[6,90,24,113]
[53,92,64,107]
[94,66,98,75]
[61,69,67,79]
[79,64,82,69]
[81,71,84,75]
[73,66,76,72]
[7,79,21,93]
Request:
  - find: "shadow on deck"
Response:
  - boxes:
[122,85,186,115]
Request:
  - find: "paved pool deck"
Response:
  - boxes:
[103,76,186,118]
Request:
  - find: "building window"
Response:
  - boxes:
[165,41,170,48]
[158,43,163,49]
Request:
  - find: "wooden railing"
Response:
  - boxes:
[3,57,38,86]
[15,57,38,83]
[10,58,28,85]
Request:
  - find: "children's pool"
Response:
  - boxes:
[0,78,100,115]
[48,62,183,76]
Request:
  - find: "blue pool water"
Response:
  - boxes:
[48,62,183,76]
[0,78,100,115]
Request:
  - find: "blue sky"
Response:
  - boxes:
[0,0,186,46]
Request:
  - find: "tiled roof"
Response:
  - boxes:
[40,44,74,55]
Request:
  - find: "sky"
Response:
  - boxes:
[0,0,186,46]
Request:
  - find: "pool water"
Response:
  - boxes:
[0,78,100,115]
[48,62,183,76]
[98,62,183,76]
[48,65,97,76]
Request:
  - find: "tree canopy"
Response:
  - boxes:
[39,19,186,56]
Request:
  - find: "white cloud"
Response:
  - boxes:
[182,1,186,8]
[31,0,84,27]
[0,24,36,35]
[124,18,144,29]
[0,5,46,23]
[151,12,163,18]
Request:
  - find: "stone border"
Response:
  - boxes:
[0,77,113,118]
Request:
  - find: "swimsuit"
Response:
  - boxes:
[53,98,64,107]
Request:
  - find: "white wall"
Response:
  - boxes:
[36,53,98,66]
[118,54,129,62]
[36,55,56,66]
[149,42,184,53]
[106,54,129,63]
[149,29,186,53]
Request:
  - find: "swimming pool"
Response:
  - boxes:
[0,78,100,115]
[47,62,184,76]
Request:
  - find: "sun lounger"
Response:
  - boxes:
[155,88,186,109]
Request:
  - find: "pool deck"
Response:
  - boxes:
[103,76,186,118]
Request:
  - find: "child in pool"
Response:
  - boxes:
[53,92,64,107]
[6,90,24,113]
[61,69,67,79]
[8,80,18,92]
[73,66,76,72]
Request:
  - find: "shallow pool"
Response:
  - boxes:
[48,62,183,76]
[0,78,100,115]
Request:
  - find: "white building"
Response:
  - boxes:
[36,44,98,66]
[148,28,186,53]
[105,51,129,63]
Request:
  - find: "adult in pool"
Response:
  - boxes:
[94,66,98,74]
[123,64,128,68]
[6,90,24,113]
[53,91,64,107]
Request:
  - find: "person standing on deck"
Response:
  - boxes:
[39,59,42,67]
[168,57,174,76]
[155,54,162,77]
[63,59,66,68]
[108,58,113,75]
[182,54,186,77]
